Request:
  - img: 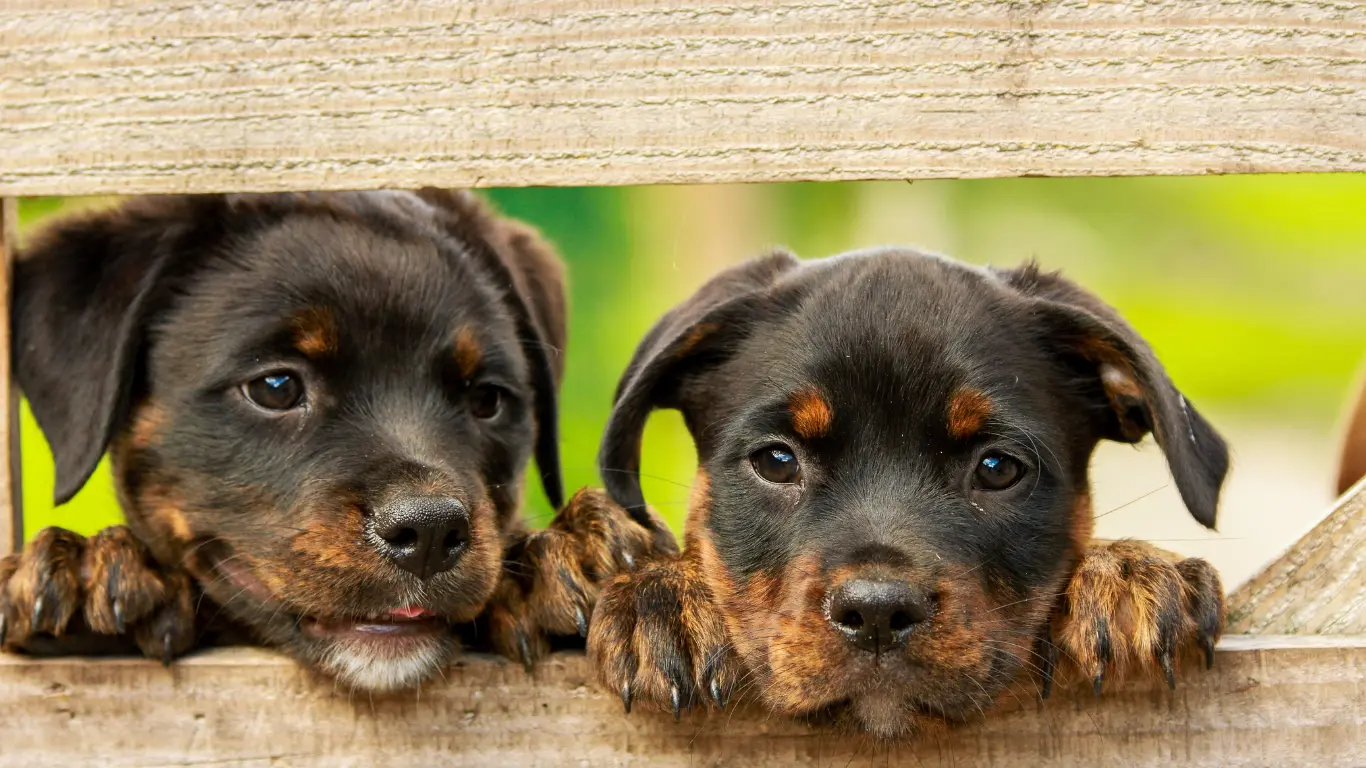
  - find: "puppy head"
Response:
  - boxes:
[14,190,566,691]
[602,248,1227,737]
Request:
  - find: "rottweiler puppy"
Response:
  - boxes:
[0,190,661,691]
[1337,366,1366,495]
[588,247,1227,737]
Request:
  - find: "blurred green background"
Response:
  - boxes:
[16,178,1366,574]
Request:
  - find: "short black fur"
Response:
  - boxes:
[594,246,1230,737]
[8,190,569,691]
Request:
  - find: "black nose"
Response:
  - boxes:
[827,580,932,653]
[370,496,470,580]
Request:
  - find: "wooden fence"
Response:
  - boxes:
[2,1,1365,765]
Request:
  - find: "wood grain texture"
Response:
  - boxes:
[3,1,1366,195]
[0,637,1362,767]
[1228,477,1366,634]
[0,198,18,556]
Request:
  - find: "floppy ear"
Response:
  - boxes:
[415,189,568,509]
[600,250,802,547]
[13,196,224,505]
[994,263,1229,529]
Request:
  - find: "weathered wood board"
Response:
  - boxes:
[1228,476,1366,635]
[2,1,1365,195]
[0,636,1363,767]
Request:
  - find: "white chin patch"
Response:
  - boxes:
[852,691,915,739]
[321,637,448,692]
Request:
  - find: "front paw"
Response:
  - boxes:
[485,488,672,669]
[587,557,739,721]
[0,526,196,663]
[1048,540,1223,696]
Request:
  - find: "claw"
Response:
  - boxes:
[1160,650,1176,690]
[710,676,727,709]
[557,566,590,639]
[1040,637,1059,700]
[0,612,7,646]
[1092,617,1111,696]
[517,631,533,672]
[161,631,173,667]
[621,682,633,714]
[31,596,46,630]
[108,563,124,634]
[670,684,682,722]
[1200,633,1216,670]
[622,552,636,571]
[1096,617,1113,664]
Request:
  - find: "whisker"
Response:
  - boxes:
[592,466,697,492]
[1094,483,1170,520]
[983,590,1069,616]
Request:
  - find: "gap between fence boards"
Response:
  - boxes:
[1,197,20,556]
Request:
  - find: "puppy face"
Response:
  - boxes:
[601,248,1227,737]
[15,190,566,691]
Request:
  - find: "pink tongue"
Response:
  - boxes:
[388,606,434,620]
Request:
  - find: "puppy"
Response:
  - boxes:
[588,247,1228,737]
[0,190,659,691]
[1337,366,1366,495]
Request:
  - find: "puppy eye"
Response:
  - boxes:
[751,445,802,484]
[243,372,304,411]
[470,385,503,420]
[974,453,1024,491]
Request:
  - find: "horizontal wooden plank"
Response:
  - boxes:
[2,1,1365,194]
[1,636,1364,767]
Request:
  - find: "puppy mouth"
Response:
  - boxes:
[832,694,956,719]
[776,620,994,729]
[300,608,446,640]
[824,671,971,725]
[193,538,450,641]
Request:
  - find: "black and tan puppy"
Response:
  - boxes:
[1337,365,1366,495]
[588,247,1227,737]
[0,190,658,691]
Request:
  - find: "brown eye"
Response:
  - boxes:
[751,445,801,484]
[470,385,503,419]
[243,372,304,411]
[974,453,1024,491]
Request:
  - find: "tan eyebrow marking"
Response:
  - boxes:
[789,386,833,440]
[947,387,993,440]
[292,306,338,358]
[452,325,483,379]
